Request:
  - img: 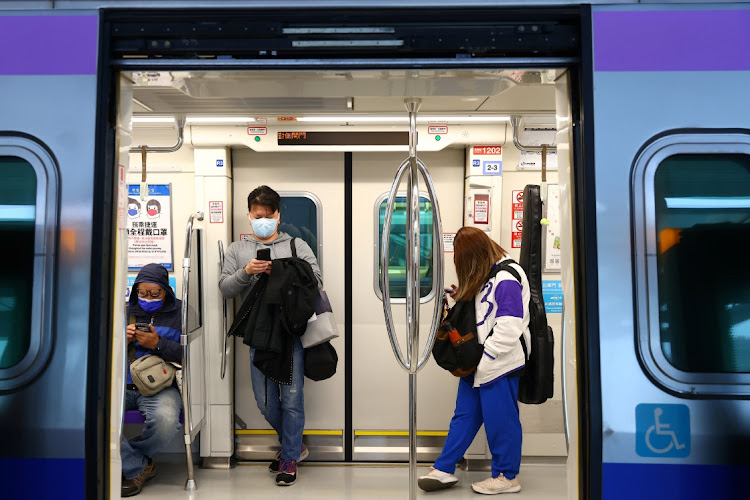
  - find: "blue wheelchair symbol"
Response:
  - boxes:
[472,159,480,167]
[216,159,224,167]
[636,404,690,458]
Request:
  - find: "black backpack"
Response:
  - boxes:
[517,184,555,405]
[432,262,522,378]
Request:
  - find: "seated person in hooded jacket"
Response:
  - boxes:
[122,263,183,497]
[219,185,322,487]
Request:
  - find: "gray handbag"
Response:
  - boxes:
[301,290,339,349]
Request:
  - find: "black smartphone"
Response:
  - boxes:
[257,248,271,261]
[134,322,151,332]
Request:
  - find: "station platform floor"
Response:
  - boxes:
[128,457,568,499]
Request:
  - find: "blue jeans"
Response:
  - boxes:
[434,374,522,479]
[250,337,305,461]
[121,386,182,479]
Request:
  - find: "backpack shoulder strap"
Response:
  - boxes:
[489,259,522,285]
[499,259,522,283]
[290,237,297,258]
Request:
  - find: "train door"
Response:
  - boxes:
[106,7,587,499]
[231,151,347,459]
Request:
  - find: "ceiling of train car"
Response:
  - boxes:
[130,69,557,116]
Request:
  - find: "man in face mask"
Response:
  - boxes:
[122,263,183,497]
[219,185,323,487]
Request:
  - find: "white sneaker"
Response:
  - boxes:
[417,466,458,492]
[471,474,521,495]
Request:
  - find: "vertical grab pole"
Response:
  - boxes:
[381,100,444,500]
[219,240,229,380]
[404,98,421,500]
[180,211,203,492]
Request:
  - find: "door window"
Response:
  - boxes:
[375,194,435,301]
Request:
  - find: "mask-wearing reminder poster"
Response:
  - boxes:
[126,184,174,271]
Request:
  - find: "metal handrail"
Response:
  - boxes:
[129,117,185,154]
[219,240,230,380]
[180,211,204,492]
[380,98,444,500]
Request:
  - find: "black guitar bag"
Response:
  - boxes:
[518,184,555,404]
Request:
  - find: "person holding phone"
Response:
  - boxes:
[122,263,183,497]
[219,185,322,487]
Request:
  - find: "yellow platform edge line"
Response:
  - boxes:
[235,429,343,436]
[355,431,449,437]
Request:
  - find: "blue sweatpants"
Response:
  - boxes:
[433,374,522,479]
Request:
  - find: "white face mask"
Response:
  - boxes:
[249,216,278,239]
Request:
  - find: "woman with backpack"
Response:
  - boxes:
[418,226,530,495]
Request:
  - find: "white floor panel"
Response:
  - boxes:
[128,460,567,499]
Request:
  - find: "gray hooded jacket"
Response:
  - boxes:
[219,232,322,302]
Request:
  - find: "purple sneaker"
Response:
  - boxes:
[269,443,308,473]
[276,459,297,486]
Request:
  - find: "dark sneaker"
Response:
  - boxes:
[269,444,308,473]
[275,459,297,486]
[121,459,157,497]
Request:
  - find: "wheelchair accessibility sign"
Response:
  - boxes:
[636,404,690,458]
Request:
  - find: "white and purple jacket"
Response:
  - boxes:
[473,257,531,388]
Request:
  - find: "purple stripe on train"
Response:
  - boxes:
[0,16,98,75]
[594,10,750,72]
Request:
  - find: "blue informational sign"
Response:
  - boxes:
[472,159,481,167]
[542,280,563,313]
[216,159,223,167]
[126,184,173,271]
[482,160,502,175]
[636,404,690,458]
[126,276,177,302]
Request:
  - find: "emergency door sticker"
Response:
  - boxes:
[474,195,489,224]
[443,232,456,253]
[126,184,174,271]
[247,127,267,135]
[209,201,224,223]
[511,190,524,248]
[240,234,251,241]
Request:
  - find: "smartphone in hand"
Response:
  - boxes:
[134,322,151,332]
[257,248,271,261]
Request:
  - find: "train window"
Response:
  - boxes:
[374,193,435,302]
[0,137,57,391]
[633,133,750,397]
[0,157,35,369]
[278,193,321,262]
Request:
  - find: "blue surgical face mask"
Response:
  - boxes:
[128,209,138,217]
[250,217,278,239]
[138,298,163,313]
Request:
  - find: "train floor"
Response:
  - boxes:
[127,457,567,499]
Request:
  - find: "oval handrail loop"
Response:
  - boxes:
[416,158,444,370]
[380,159,410,372]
